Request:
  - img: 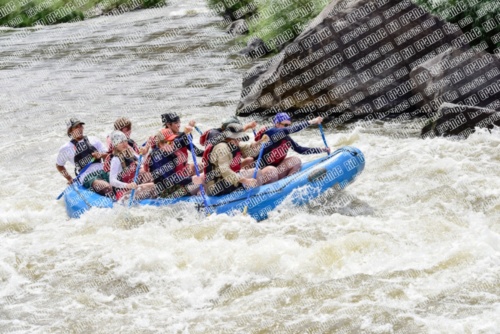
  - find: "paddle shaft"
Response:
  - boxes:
[187,135,210,213]
[318,124,330,156]
[71,183,92,209]
[128,155,143,207]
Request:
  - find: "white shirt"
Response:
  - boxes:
[56,136,107,183]
[109,153,140,189]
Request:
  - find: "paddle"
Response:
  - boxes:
[318,123,330,156]
[71,183,91,209]
[187,134,210,215]
[243,137,267,216]
[194,126,203,135]
[128,155,143,207]
[56,158,96,200]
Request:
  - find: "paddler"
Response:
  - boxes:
[254,113,330,180]
[104,117,152,184]
[199,116,258,171]
[147,127,204,198]
[56,118,113,197]
[203,123,278,196]
[108,131,155,201]
[145,113,204,176]
[106,117,140,153]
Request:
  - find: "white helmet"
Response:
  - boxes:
[111,130,127,146]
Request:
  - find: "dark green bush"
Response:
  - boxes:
[414,0,500,53]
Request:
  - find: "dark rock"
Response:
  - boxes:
[410,46,500,114]
[421,103,500,139]
[223,4,257,22]
[235,0,465,126]
[227,19,249,36]
[239,37,272,59]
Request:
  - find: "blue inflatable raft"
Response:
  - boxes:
[62,146,365,221]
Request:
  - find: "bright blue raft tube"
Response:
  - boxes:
[63,146,365,221]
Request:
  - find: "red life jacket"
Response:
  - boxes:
[265,140,291,166]
[199,130,210,147]
[104,153,137,183]
[174,147,189,174]
[118,159,137,184]
[256,126,290,167]
[203,142,242,183]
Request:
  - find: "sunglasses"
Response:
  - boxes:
[280,123,291,127]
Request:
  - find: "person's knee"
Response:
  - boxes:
[287,157,301,171]
[262,166,278,184]
[92,180,113,196]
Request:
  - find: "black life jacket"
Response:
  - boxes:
[70,136,101,173]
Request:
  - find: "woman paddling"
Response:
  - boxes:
[108,131,155,201]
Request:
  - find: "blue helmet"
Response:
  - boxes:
[273,112,291,125]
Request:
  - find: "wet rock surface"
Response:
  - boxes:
[236,0,465,125]
[421,103,500,139]
[410,45,500,115]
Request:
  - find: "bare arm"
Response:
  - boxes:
[56,164,73,184]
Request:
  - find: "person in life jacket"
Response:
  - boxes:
[203,123,278,196]
[254,113,330,180]
[56,118,113,197]
[106,117,140,153]
[199,116,258,171]
[148,128,204,198]
[108,131,155,201]
[104,117,152,184]
[144,113,203,176]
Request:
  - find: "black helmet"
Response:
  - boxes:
[161,113,180,125]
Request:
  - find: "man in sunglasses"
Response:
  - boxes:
[56,118,113,198]
[254,112,329,180]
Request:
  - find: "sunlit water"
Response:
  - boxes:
[0,0,499,332]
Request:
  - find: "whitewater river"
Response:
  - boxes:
[0,0,499,332]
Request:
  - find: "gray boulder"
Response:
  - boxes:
[410,46,500,114]
[239,37,272,59]
[421,103,500,139]
[236,0,464,126]
[227,19,249,36]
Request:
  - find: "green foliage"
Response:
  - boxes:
[209,0,500,55]
[244,0,330,52]
[0,0,165,27]
[413,0,500,52]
